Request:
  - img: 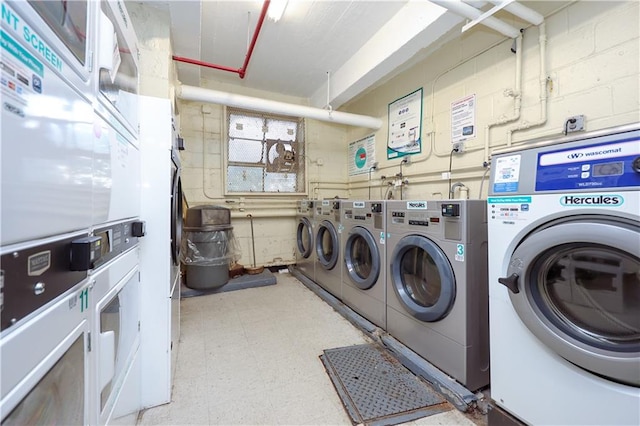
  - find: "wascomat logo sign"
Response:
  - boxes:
[560,194,624,207]
[353,201,365,208]
[407,201,427,209]
[540,140,639,166]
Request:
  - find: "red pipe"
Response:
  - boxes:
[172,56,240,74]
[172,0,270,80]
[239,0,270,78]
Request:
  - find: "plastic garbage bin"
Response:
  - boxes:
[181,205,240,290]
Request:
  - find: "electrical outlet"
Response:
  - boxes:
[565,115,585,133]
[452,142,465,153]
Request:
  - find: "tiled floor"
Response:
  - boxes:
[138,272,479,426]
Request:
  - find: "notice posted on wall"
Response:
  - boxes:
[387,88,423,159]
[451,94,476,144]
[349,134,376,176]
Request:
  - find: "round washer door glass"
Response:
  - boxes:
[504,217,640,386]
[390,235,455,322]
[533,245,640,347]
[344,227,380,290]
[316,220,339,269]
[296,218,313,258]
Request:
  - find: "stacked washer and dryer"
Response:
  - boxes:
[0,1,144,424]
[488,125,640,425]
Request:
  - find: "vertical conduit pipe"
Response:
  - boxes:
[238,0,270,78]
[172,0,270,79]
[506,22,548,145]
[483,33,523,165]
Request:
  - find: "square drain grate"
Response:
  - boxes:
[320,344,450,426]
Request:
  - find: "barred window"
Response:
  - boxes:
[226,108,305,194]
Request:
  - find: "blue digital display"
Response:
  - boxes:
[536,136,640,191]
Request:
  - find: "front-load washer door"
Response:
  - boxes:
[344,226,380,290]
[316,220,339,270]
[297,217,313,258]
[499,216,640,386]
[390,235,456,322]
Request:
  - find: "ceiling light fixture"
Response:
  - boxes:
[267,0,288,22]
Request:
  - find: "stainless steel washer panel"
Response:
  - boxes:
[295,200,316,281]
[385,199,489,391]
[314,200,343,299]
[342,200,386,329]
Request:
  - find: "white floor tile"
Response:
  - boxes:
[138,273,481,426]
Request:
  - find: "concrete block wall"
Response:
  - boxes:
[177,80,348,267]
[343,0,639,201]
[127,3,173,99]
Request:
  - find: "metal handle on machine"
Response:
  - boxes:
[498,273,520,294]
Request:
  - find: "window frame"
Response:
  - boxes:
[223,106,307,196]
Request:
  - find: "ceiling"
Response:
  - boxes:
[147,1,559,110]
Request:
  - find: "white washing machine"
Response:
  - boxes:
[342,200,387,328]
[92,0,141,226]
[295,200,316,281]
[92,113,141,226]
[95,0,140,140]
[1,1,96,246]
[88,220,143,425]
[0,231,92,423]
[315,199,343,299]
[488,124,640,425]
[386,200,490,391]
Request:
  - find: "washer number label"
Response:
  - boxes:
[455,244,465,262]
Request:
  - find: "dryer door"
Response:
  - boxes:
[499,216,640,386]
[170,155,183,267]
[296,217,313,258]
[390,235,456,322]
[344,226,380,290]
[316,220,339,270]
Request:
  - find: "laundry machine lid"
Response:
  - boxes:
[316,220,339,270]
[296,217,313,258]
[500,216,640,386]
[390,235,455,322]
[344,226,380,290]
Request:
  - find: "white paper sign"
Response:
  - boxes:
[451,94,476,143]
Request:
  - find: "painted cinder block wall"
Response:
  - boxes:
[177,79,348,268]
[128,3,174,99]
[343,1,639,201]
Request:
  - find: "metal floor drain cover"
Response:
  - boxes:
[321,344,449,426]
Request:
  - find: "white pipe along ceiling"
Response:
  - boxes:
[177,84,383,130]
[172,1,546,131]
[429,0,520,38]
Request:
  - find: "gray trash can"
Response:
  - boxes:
[181,205,239,290]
